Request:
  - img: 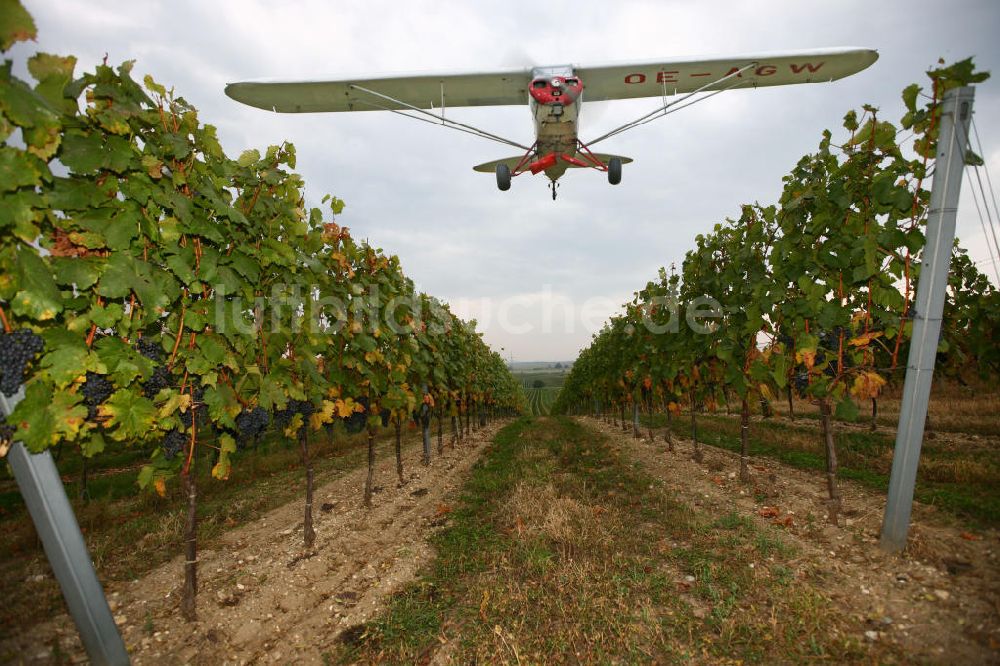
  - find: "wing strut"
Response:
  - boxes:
[348,84,532,151]
[585,62,757,147]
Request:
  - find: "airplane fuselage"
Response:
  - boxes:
[528,67,583,181]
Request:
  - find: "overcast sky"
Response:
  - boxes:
[11,0,1000,361]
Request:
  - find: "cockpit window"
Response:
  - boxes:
[532,80,547,89]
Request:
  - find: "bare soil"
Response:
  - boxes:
[588,417,1000,664]
[3,423,502,665]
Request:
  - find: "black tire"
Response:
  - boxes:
[608,157,622,185]
[496,163,511,191]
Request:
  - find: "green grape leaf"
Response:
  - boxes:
[99,389,157,441]
[87,301,125,329]
[0,0,36,50]
[834,397,859,422]
[12,246,62,320]
[81,431,105,458]
[237,149,260,167]
[202,383,239,429]
[59,131,106,174]
[211,432,236,480]
[9,381,55,452]
[39,335,102,387]
[0,146,42,191]
[50,257,103,289]
[95,336,152,386]
[27,52,76,110]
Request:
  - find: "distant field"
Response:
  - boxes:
[513,369,569,389]
[524,387,560,416]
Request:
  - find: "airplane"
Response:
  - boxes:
[225,48,877,199]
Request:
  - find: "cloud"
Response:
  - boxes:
[11,0,1000,360]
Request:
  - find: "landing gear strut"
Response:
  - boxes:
[549,181,559,200]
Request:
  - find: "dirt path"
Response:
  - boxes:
[6,422,504,665]
[586,417,1000,664]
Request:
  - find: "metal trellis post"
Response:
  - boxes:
[879,86,975,553]
[1,388,130,665]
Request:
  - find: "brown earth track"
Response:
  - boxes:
[3,423,504,665]
[586,417,1000,664]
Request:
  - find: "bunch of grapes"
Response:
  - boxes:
[275,399,315,433]
[345,396,369,434]
[0,329,45,396]
[135,337,162,362]
[0,415,15,447]
[143,365,171,398]
[792,371,810,394]
[234,406,270,449]
[81,372,114,420]
[161,428,186,461]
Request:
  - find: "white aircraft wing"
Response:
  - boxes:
[576,48,878,102]
[225,68,532,113]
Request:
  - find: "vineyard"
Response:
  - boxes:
[553,58,999,528]
[2,1,1000,664]
[0,1,523,637]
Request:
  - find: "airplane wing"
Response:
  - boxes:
[225,68,532,113]
[576,48,878,102]
[225,48,876,114]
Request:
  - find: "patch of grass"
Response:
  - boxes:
[698,414,999,528]
[340,417,893,664]
[642,409,1000,528]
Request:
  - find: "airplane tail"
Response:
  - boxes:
[473,153,632,173]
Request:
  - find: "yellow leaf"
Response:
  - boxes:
[283,413,304,438]
[850,371,886,400]
[153,477,167,498]
[849,332,883,347]
[310,400,338,429]
[759,384,774,402]
[158,392,192,419]
[211,460,231,481]
[796,349,816,370]
[334,398,355,419]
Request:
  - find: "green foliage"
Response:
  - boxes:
[0,18,522,489]
[555,58,996,425]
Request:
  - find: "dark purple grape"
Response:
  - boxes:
[162,428,186,461]
[143,366,171,398]
[234,406,270,449]
[81,372,114,420]
[274,399,314,434]
[135,337,162,362]
[0,329,45,396]
[0,415,15,445]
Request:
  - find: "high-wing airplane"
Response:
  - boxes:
[226,48,877,199]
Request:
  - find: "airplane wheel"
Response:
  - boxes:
[608,157,622,185]
[496,164,511,191]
